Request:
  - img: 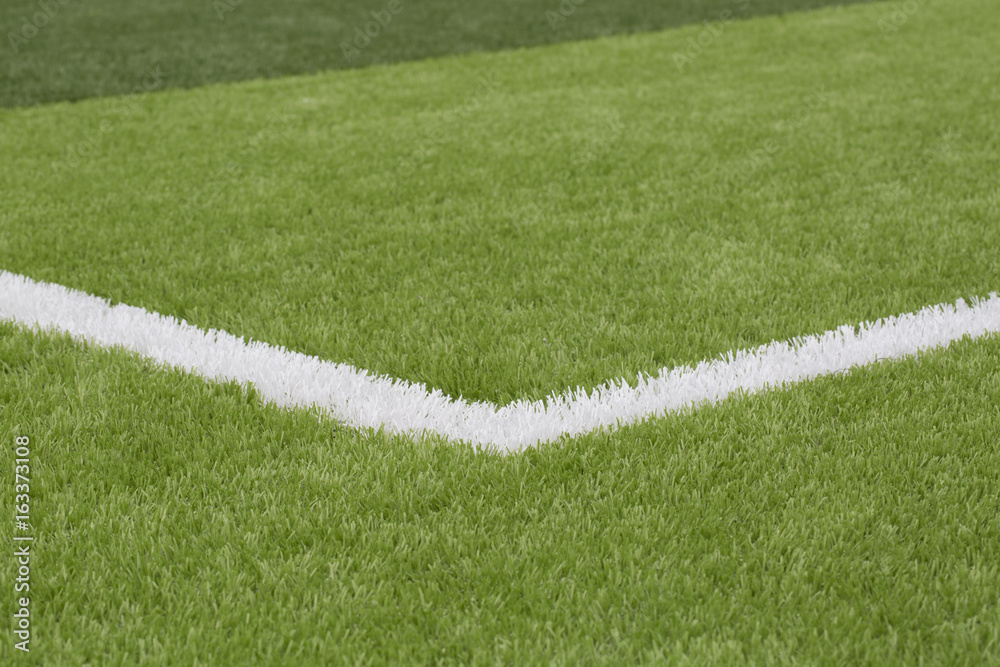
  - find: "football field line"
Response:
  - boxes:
[2,269,998,453]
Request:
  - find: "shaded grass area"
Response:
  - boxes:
[1,0,997,404]
[1,322,999,664]
[0,0,877,108]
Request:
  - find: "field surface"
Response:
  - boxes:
[2,0,998,404]
[2,0,999,664]
[0,0,875,108]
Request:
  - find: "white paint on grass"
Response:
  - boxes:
[1,270,998,453]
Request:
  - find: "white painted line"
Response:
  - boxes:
[1,270,998,452]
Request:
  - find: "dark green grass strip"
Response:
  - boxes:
[2,322,999,664]
[0,0,878,108]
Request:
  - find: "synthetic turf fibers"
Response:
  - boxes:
[2,0,1000,662]
[3,0,999,405]
[3,270,997,452]
[2,316,1000,664]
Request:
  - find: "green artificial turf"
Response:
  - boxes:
[1,321,999,665]
[2,1,999,663]
[2,0,997,404]
[0,0,877,108]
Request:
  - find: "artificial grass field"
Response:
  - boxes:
[1,0,998,404]
[1,323,999,664]
[0,0,875,108]
[2,0,1000,663]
